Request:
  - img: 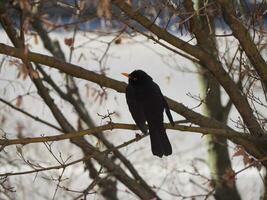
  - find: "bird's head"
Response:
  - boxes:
[122,70,153,86]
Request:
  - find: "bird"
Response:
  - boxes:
[122,70,175,157]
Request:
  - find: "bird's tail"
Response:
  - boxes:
[149,125,172,157]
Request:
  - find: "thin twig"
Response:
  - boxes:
[0,135,145,177]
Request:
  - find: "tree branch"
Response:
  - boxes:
[215,0,267,85]
[0,123,260,148]
[111,0,265,137]
[0,97,62,131]
[0,135,145,177]
[0,43,266,167]
[0,10,159,199]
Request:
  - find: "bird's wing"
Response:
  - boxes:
[163,97,175,126]
[126,85,148,134]
[152,83,175,126]
[143,83,172,157]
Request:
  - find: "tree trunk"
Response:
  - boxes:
[189,0,241,199]
[200,71,241,200]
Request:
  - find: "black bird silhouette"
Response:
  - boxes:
[122,70,174,157]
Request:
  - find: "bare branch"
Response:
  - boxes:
[0,123,260,148]
[0,97,62,131]
[215,0,267,86]
[0,135,145,177]
[111,0,265,137]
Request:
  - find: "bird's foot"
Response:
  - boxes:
[135,133,142,140]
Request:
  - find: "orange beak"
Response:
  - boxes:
[121,72,130,78]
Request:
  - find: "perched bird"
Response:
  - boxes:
[122,70,175,157]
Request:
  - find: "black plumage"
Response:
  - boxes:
[122,70,174,157]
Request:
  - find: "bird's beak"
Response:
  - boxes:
[121,72,130,78]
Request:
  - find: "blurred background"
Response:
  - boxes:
[0,0,266,199]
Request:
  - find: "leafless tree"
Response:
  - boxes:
[0,0,266,199]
